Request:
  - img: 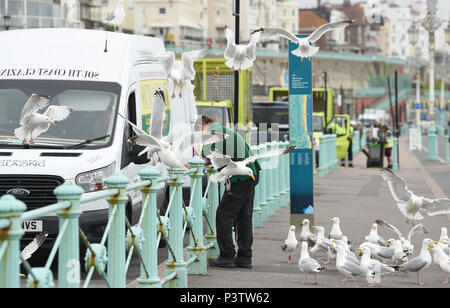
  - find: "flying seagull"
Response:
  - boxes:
[263,20,355,61]
[379,167,450,225]
[207,145,296,190]
[224,25,264,72]
[138,49,207,99]
[104,0,125,32]
[298,241,326,285]
[375,219,428,255]
[14,94,73,145]
[281,225,299,263]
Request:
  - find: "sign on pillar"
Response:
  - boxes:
[288,36,314,229]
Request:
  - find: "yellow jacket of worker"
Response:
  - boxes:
[327,122,346,135]
[379,129,393,148]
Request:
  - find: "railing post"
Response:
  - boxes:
[0,195,26,288]
[265,142,275,217]
[278,142,287,207]
[258,144,269,222]
[206,167,219,259]
[165,168,187,288]
[251,145,262,228]
[137,166,161,288]
[54,182,84,288]
[282,141,290,205]
[427,122,438,161]
[445,134,449,164]
[186,157,207,275]
[272,141,281,212]
[105,173,130,288]
[332,134,338,170]
[318,135,327,178]
[393,137,399,171]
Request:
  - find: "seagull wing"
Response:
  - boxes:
[245,30,262,62]
[128,134,162,150]
[150,90,166,140]
[20,94,52,125]
[420,197,450,216]
[43,105,74,122]
[116,111,147,136]
[379,167,412,203]
[20,232,48,263]
[375,219,403,239]
[243,145,296,166]
[174,131,228,158]
[181,49,207,80]
[307,20,354,43]
[105,11,115,22]
[263,27,299,43]
[207,149,237,169]
[224,26,237,59]
[138,51,175,77]
[406,223,428,242]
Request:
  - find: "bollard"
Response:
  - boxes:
[164,169,187,288]
[265,142,276,217]
[105,173,130,288]
[0,195,26,288]
[445,135,449,164]
[251,145,263,228]
[258,144,269,222]
[393,137,399,171]
[186,157,208,275]
[137,166,161,288]
[427,122,438,161]
[206,167,219,259]
[54,182,84,288]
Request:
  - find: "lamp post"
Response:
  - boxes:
[408,0,445,161]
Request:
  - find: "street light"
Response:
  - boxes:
[3,15,11,31]
[408,23,419,46]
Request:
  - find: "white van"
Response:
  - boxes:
[0,28,198,246]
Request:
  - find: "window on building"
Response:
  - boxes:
[217,9,220,16]
[159,8,166,14]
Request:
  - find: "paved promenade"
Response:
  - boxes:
[183,136,450,288]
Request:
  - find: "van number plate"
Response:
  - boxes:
[21,221,43,232]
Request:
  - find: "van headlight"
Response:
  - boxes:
[75,162,116,192]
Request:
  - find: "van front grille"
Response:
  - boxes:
[0,175,65,210]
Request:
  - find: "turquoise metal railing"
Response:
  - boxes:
[0,141,291,288]
[318,134,338,178]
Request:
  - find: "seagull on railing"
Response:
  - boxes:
[104,0,125,32]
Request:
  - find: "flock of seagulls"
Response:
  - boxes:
[280,167,450,287]
[283,217,449,287]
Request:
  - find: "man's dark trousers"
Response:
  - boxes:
[216,176,258,265]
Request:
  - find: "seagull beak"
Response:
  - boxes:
[385,240,391,245]
[432,241,439,245]
[50,121,55,126]
[311,226,317,229]
[329,219,334,222]
[443,241,448,245]
[356,248,362,255]
[19,273,25,277]
[251,175,255,181]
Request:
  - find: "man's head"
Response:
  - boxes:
[195,115,216,132]
[382,125,388,131]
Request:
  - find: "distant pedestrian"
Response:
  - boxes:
[378,125,393,168]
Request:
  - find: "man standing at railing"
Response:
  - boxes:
[195,115,261,269]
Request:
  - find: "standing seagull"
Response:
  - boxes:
[14,94,73,145]
[379,167,450,225]
[263,20,355,62]
[329,217,343,240]
[394,238,435,285]
[224,26,264,72]
[281,225,299,263]
[367,223,388,247]
[104,0,125,32]
[138,49,207,99]
[299,218,316,247]
[357,246,395,286]
[298,241,326,285]
[207,146,296,190]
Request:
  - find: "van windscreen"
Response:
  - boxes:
[0,80,121,149]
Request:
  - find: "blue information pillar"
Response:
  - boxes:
[288,37,314,229]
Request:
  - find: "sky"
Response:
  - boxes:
[297,0,450,18]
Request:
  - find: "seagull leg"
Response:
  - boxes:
[313,273,318,285]
[303,274,308,285]
[301,57,304,62]
[172,92,176,99]
[417,272,424,285]
[353,278,358,288]
[22,139,27,145]
[30,139,35,145]
[288,255,291,264]
[341,276,348,284]
[442,274,448,284]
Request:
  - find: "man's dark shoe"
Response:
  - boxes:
[235,262,252,269]
[209,258,236,268]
